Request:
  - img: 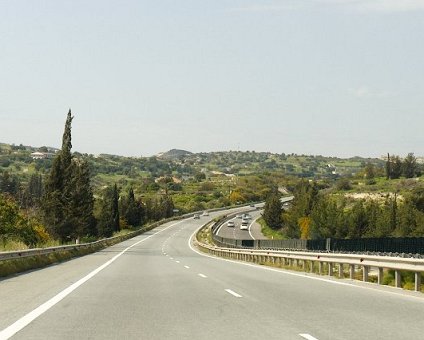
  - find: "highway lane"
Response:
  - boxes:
[216,209,266,240]
[1,210,424,339]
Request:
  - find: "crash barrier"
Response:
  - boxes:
[0,202,256,262]
[212,226,424,256]
[195,235,424,292]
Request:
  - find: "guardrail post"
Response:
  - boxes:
[328,263,333,276]
[350,265,355,279]
[318,262,323,275]
[395,270,401,288]
[415,272,421,292]
[363,266,369,282]
[310,261,314,273]
[338,263,344,278]
[378,267,384,285]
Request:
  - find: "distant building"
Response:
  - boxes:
[30,152,55,160]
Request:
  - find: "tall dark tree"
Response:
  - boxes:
[111,183,120,232]
[403,152,417,178]
[262,188,282,230]
[121,187,142,227]
[385,153,391,179]
[68,160,97,238]
[97,184,120,237]
[42,110,96,241]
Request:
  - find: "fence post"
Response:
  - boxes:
[415,272,421,292]
[378,267,384,285]
[363,266,369,282]
[395,270,401,288]
[338,263,344,278]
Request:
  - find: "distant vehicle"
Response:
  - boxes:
[202,211,209,216]
[243,214,251,220]
[240,220,249,230]
[250,204,255,207]
[227,221,235,227]
[193,214,200,219]
[236,214,243,219]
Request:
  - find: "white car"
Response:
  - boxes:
[202,211,209,216]
[227,221,235,227]
[240,220,249,230]
[193,214,200,219]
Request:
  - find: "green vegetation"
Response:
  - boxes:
[257,217,286,240]
[1,111,424,252]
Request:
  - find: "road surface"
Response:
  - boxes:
[1,209,424,339]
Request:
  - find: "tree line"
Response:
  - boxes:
[279,180,424,240]
[0,111,175,248]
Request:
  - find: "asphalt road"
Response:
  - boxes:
[215,209,267,240]
[1,210,424,340]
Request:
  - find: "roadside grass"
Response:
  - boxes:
[257,217,286,240]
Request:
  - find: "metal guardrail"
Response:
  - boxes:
[195,238,424,292]
[0,203,251,262]
[202,218,424,292]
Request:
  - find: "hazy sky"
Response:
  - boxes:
[1,0,423,158]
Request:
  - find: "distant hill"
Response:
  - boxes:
[157,149,193,160]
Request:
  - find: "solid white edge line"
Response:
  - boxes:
[188,227,424,302]
[225,289,242,298]
[299,334,319,340]
[248,216,259,240]
[0,219,186,340]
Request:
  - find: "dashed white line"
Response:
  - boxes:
[299,334,319,340]
[225,289,242,298]
[184,265,190,269]
[170,257,174,260]
[176,260,180,263]
[198,274,207,278]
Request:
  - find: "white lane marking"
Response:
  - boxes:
[225,289,242,298]
[184,265,190,269]
[170,257,174,260]
[0,220,186,340]
[176,260,180,263]
[188,228,424,302]
[198,274,207,278]
[248,217,258,240]
[299,334,319,340]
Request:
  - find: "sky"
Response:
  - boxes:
[1,0,423,158]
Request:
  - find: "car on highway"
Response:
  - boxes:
[227,220,235,227]
[240,220,249,230]
[202,211,209,216]
[236,214,243,219]
[193,214,200,219]
[243,213,251,220]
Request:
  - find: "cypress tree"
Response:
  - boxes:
[42,109,96,242]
